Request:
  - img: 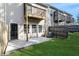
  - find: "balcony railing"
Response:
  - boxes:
[26,5,46,19]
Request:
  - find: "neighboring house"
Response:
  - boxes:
[49,5,74,26]
[0,3,74,42]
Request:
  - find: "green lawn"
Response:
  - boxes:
[9,32,79,56]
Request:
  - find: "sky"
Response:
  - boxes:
[50,3,79,21]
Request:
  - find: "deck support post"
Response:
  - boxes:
[24,3,28,42]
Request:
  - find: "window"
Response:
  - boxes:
[66,21,71,23]
[24,24,29,33]
[32,25,37,33]
[39,25,42,32]
[53,11,58,22]
[61,14,65,21]
[59,20,63,22]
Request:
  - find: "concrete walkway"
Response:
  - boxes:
[6,37,51,53]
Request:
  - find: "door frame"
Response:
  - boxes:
[10,23,18,40]
[31,23,38,37]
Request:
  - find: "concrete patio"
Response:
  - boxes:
[6,37,51,53]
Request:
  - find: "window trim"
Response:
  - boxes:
[39,25,42,33]
[32,24,37,33]
[24,24,29,33]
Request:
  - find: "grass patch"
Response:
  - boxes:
[9,32,79,56]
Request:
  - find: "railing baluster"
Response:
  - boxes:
[26,5,46,19]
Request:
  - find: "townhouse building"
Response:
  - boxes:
[0,3,74,42]
[49,5,74,26]
[0,3,49,42]
[24,3,48,39]
[0,3,75,54]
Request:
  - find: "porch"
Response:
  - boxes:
[6,37,51,53]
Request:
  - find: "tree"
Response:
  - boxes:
[0,22,8,55]
[77,14,79,24]
[0,22,4,55]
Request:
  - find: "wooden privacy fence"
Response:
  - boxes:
[67,25,79,32]
[47,26,68,38]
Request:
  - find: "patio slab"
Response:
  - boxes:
[6,37,51,53]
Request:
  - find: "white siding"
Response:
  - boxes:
[5,3,46,40]
[5,3,25,40]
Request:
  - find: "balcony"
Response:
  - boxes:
[26,5,46,20]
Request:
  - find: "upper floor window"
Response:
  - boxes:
[53,11,58,23]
